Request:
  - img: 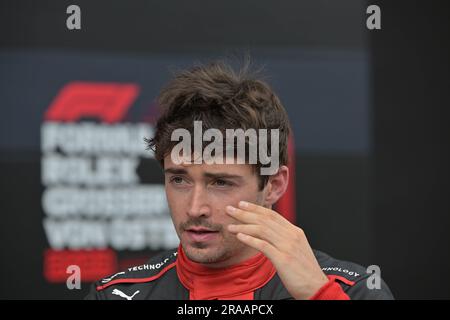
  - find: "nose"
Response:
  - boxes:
[187,185,211,219]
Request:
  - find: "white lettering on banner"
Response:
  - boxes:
[42,186,168,218]
[43,219,109,249]
[41,121,178,252]
[42,154,139,186]
[43,218,179,250]
[41,122,153,157]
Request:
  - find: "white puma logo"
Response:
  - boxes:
[111,289,140,300]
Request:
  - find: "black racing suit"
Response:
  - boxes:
[85,247,394,300]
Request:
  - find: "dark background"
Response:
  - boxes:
[0,0,449,299]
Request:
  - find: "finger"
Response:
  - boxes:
[226,205,293,239]
[229,202,295,236]
[235,232,279,261]
[238,201,271,215]
[225,205,261,224]
[238,201,292,228]
[227,223,284,248]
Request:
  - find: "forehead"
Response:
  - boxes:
[163,154,255,176]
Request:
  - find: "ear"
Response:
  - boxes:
[263,165,289,207]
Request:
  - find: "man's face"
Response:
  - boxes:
[164,154,265,267]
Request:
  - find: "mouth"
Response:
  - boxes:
[185,227,219,242]
[187,227,217,232]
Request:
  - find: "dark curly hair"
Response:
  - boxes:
[146,59,291,190]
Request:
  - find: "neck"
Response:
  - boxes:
[176,244,276,300]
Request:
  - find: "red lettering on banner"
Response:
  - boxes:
[44,82,139,123]
[44,249,117,283]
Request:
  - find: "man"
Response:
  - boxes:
[86,60,394,300]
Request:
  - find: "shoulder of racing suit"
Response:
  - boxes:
[313,249,394,300]
[85,248,187,300]
[85,248,394,300]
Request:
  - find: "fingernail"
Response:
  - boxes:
[226,205,236,213]
[239,201,249,208]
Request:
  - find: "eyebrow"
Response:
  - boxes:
[203,172,243,180]
[164,168,188,175]
[164,168,243,180]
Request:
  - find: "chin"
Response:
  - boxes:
[186,249,214,264]
[184,245,226,264]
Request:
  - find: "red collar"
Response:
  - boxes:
[176,245,276,300]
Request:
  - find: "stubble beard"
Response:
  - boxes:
[182,232,243,265]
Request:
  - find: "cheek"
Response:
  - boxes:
[165,186,185,220]
[211,187,260,209]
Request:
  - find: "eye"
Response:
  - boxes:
[213,179,233,187]
[170,176,184,184]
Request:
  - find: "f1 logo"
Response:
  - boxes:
[45,82,140,123]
